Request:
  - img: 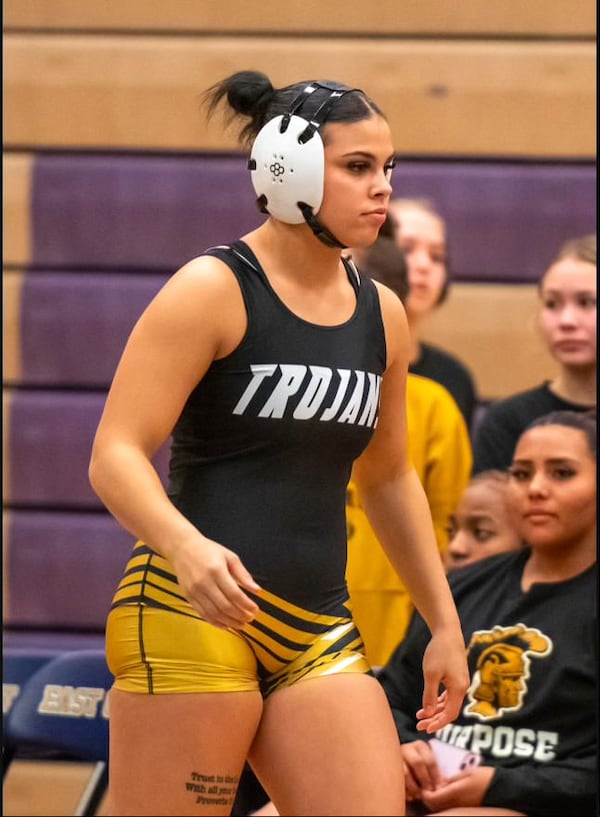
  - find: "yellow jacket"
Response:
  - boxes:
[346,374,472,667]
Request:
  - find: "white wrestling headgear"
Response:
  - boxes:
[249,113,324,224]
[247,82,361,247]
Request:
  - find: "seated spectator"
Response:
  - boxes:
[444,470,522,572]
[346,233,472,667]
[472,234,596,474]
[378,410,597,816]
[389,197,478,431]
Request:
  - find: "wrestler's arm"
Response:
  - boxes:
[351,283,469,730]
[88,255,261,628]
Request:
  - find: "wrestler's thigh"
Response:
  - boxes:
[249,673,404,817]
[108,689,263,816]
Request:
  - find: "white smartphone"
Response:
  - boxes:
[429,738,482,778]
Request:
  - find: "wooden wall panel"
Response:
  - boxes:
[420,283,556,400]
[2,272,23,384]
[3,35,595,156]
[2,153,32,267]
[3,0,596,37]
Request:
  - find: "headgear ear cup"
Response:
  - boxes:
[247,82,361,247]
[248,114,325,224]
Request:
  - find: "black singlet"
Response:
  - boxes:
[167,240,387,613]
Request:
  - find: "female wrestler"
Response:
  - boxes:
[89,70,469,816]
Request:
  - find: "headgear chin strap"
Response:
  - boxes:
[248,82,360,249]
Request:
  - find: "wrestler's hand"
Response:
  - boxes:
[416,630,469,733]
[170,533,262,629]
[401,739,444,802]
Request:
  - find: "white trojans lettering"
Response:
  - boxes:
[436,723,559,762]
[233,364,381,427]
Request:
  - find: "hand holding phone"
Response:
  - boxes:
[429,738,481,778]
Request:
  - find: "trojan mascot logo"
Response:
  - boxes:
[464,623,551,720]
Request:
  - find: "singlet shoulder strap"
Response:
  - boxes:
[206,242,363,300]
[201,241,270,320]
[342,255,361,291]
[204,241,260,273]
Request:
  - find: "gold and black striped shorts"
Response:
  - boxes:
[106,542,369,697]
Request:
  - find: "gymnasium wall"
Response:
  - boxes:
[2,0,596,643]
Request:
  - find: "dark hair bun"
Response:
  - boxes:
[225,70,275,117]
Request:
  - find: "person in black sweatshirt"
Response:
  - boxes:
[378,409,597,816]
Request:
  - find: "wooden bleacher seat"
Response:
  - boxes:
[3,36,595,157]
[4,0,595,37]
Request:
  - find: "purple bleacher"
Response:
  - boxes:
[31,152,595,283]
[392,160,596,282]
[16,272,168,388]
[4,510,135,632]
[31,152,264,272]
[8,148,595,656]
[6,390,170,508]
[3,631,107,651]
